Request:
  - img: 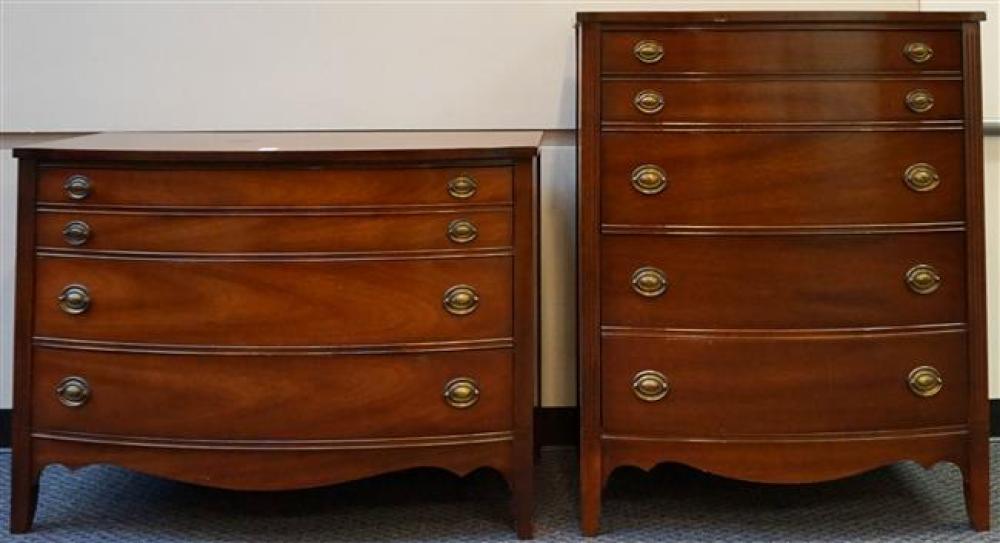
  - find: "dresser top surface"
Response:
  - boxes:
[576,10,985,24]
[14,131,543,162]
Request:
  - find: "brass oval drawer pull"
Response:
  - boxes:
[904,163,940,192]
[908,366,943,397]
[632,370,669,402]
[443,377,480,409]
[58,284,91,314]
[443,285,479,315]
[633,40,664,64]
[903,42,934,64]
[905,89,935,113]
[64,175,91,200]
[631,267,668,298]
[631,164,668,195]
[62,220,91,246]
[905,264,941,295]
[447,219,478,244]
[56,376,90,408]
[447,175,478,199]
[634,89,664,115]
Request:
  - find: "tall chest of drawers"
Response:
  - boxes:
[10,132,539,538]
[577,11,988,535]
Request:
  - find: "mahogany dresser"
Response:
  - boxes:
[10,131,539,538]
[577,11,988,535]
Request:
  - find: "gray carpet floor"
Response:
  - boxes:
[2,445,1000,542]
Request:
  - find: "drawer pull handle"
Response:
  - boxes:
[631,267,668,297]
[631,164,668,195]
[443,285,479,315]
[444,377,480,409]
[63,175,91,200]
[56,376,90,408]
[908,366,943,397]
[903,42,934,64]
[447,219,478,244]
[62,220,91,246]
[633,89,664,115]
[633,40,664,64]
[632,370,669,402]
[904,163,940,192]
[905,89,935,113]
[905,264,941,295]
[58,284,91,314]
[447,175,478,199]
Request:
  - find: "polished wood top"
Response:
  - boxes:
[14,131,543,162]
[576,11,986,23]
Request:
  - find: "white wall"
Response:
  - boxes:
[1,0,997,409]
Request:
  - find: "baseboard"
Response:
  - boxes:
[1,408,10,448]
[1,404,993,449]
[534,406,579,447]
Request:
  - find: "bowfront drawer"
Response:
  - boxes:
[601,131,964,226]
[603,30,961,74]
[32,347,512,440]
[37,209,512,254]
[602,79,962,123]
[601,232,965,329]
[35,256,511,345]
[602,332,967,436]
[38,166,512,207]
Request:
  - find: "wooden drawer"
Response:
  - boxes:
[602,79,962,123]
[37,166,512,207]
[600,131,964,226]
[36,209,512,254]
[32,347,512,440]
[602,30,962,74]
[35,256,511,345]
[601,232,965,329]
[602,331,968,436]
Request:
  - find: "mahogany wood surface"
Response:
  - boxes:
[36,208,512,254]
[602,29,962,74]
[34,256,512,345]
[32,348,513,440]
[600,130,964,226]
[601,331,968,435]
[11,131,540,537]
[601,232,965,329]
[602,79,963,124]
[38,166,512,207]
[577,12,987,536]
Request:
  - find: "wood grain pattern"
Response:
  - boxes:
[602,30,962,74]
[600,131,964,227]
[36,209,512,254]
[32,348,512,440]
[38,166,512,208]
[34,256,512,346]
[602,79,963,124]
[601,233,966,329]
[602,331,968,435]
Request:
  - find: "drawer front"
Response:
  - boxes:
[601,131,964,226]
[602,30,962,74]
[602,332,968,436]
[35,256,511,345]
[33,347,512,440]
[37,209,512,254]
[602,80,962,123]
[601,233,965,329]
[38,166,512,207]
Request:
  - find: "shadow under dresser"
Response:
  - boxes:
[576,10,988,536]
[10,131,539,538]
